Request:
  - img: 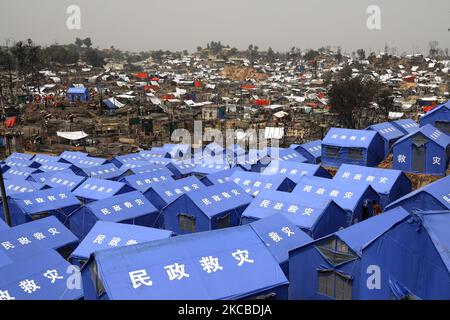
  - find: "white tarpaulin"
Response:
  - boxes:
[264,127,284,140]
[57,131,88,140]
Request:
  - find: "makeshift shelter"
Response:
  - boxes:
[69,191,160,239]
[59,151,89,163]
[163,182,253,234]
[5,152,34,162]
[366,122,405,158]
[70,221,172,267]
[293,176,380,225]
[66,86,90,102]
[42,171,86,191]
[229,171,295,197]
[127,164,174,177]
[0,249,83,300]
[33,162,80,174]
[29,154,60,167]
[384,175,450,213]
[241,190,348,239]
[391,119,420,135]
[288,207,410,300]
[67,156,109,168]
[334,164,412,209]
[77,163,125,180]
[111,154,147,168]
[166,161,197,179]
[201,166,243,186]
[290,140,322,164]
[192,161,232,178]
[103,97,124,110]
[249,214,313,277]
[1,187,81,226]
[4,158,34,169]
[393,124,450,176]
[120,172,175,194]
[4,167,42,180]
[4,178,43,196]
[72,178,135,203]
[419,102,450,134]
[321,128,385,167]
[262,161,331,183]
[81,225,288,300]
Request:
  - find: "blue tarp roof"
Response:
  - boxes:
[139,148,170,159]
[204,142,225,155]
[26,171,58,184]
[201,166,243,185]
[141,158,172,166]
[73,178,134,201]
[250,214,313,265]
[167,160,198,175]
[59,151,88,162]
[243,190,342,230]
[43,171,86,191]
[420,102,449,120]
[113,154,146,164]
[121,172,175,193]
[129,164,173,176]
[394,124,450,149]
[79,163,123,179]
[386,176,450,211]
[70,221,172,261]
[0,249,83,300]
[91,225,288,299]
[9,187,81,215]
[334,164,407,194]
[67,86,88,94]
[391,119,419,134]
[4,178,43,196]
[334,207,410,256]
[293,176,375,213]
[264,147,307,162]
[366,122,405,141]
[227,144,246,156]
[161,143,191,158]
[298,140,322,158]
[193,161,232,175]
[4,159,34,168]
[117,160,153,170]
[37,162,76,172]
[229,171,292,197]
[5,152,34,162]
[186,182,253,217]
[69,156,109,168]
[84,191,159,222]
[4,167,41,180]
[323,128,378,148]
[2,216,78,252]
[31,154,60,165]
[149,176,205,205]
[262,161,329,183]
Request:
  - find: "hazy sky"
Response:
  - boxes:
[0,0,449,54]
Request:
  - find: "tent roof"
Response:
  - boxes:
[85,191,158,222]
[335,207,410,255]
[4,178,43,196]
[322,128,379,148]
[264,148,307,162]
[335,164,407,194]
[168,160,198,175]
[420,101,449,119]
[394,124,450,149]
[69,156,109,168]
[366,122,405,141]
[298,140,322,158]
[129,164,173,176]
[43,171,86,191]
[391,119,419,134]
[59,150,88,161]
[31,154,60,165]
[4,159,34,168]
[73,178,133,201]
[10,187,81,214]
[193,161,232,175]
[186,182,253,217]
[230,171,292,197]
[26,171,58,184]
[262,161,325,183]
[202,167,243,185]
[70,221,172,261]
[150,176,204,204]
[67,86,88,94]
[121,172,174,193]
[92,225,288,299]
[5,152,34,162]
[4,167,41,179]
[0,249,83,300]
[38,162,75,172]
[80,163,123,179]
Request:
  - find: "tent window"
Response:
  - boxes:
[32,212,50,220]
[318,271,352,300]
[216,212,231,229]
[348,148,363,160]
[411,133,428,147]
[315,236,357,266]
[435,121,450,134]
[178,213,196,233]
[324,146,340,158]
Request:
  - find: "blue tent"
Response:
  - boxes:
[145,176,205,211]
[2,187,81,226]
[42,171,86,191]
[366,122,405,158]
[4,178,43,196]
[139,148,171,159]
[5,152,34,162]
[241,190,348,239]
[68,156,109,168]
[36,162,80,174]
[192,161,232,177]
[233,149,272,172]
[120,172,175,194]
[72,178,135,203]
[229,171,295,197]
[293,176,380,225]
[384,175,450,213]
[201,166,243,186]
[29,154,61,167]
[263,147,308,163]
[262,161,331,183]
[290,140,322,164]
[0,249,83,300]
[166,160,197,179]
[321,128,385,167]
[4,166,42,180]
[140,157,172,166]
[77,163,125,180]
[161,143,191,159]
[391,119,420,135]
[163,182,253,234]
[111,154,147,168]
[334,164,412,209]
[70,221,172,266]
[419,102,450,134]
[127,164,174,176]
[249,214,313,277]
[58,150,89,163]
[0,216,79,259]
[26,171,59,184]
[288,207,410,300]
[69,191,161,239]
[3,158,34,169]
[203,142,225,157]
[67,86,90,102]
[81,225,288,300]
[226,144,246,158]
[393,124,450,176]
